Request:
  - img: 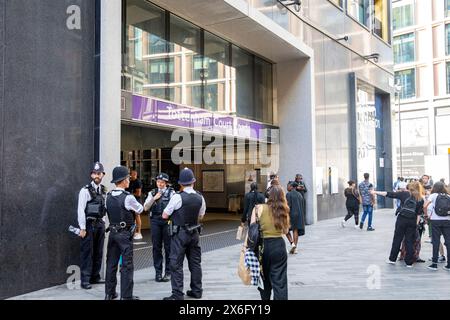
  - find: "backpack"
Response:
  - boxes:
[434,194,450,217]
[398,196,417,219]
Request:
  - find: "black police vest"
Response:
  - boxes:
[106,190,135,226]
[171,192,203,226]
[85,184,106,219]
[151,188,173,216]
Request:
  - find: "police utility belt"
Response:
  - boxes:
[168,223,203,237]
[107,222,136,234]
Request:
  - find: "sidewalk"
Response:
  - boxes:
[11,209,450,300]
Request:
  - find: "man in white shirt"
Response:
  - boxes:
[104,166,143,300]
[77,162,107,290]
[162,168,206,300]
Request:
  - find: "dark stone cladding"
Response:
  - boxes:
[0,0,96,299]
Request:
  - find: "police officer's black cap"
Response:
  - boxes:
[91,162,105,174]
[156,173,169,182]
[111,166,130,184]
[178,168,196,186]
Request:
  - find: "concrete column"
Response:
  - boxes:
[277,57,317,224]
[100,0,122,279]
[100,0,121,182]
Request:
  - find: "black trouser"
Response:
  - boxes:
[344,207,359,225]
[169,229,202,299]
[105,229,134,299]
[80,219,105,285]
[389,215,417,265]
[431,220,450,263]
[258,238,288,300]
[151,215,171,277]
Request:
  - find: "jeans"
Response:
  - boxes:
[431,220,450,264]
[360,205,374,228]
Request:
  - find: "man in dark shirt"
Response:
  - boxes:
[126,169,143,240]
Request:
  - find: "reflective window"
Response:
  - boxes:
[395,69,416,99]
[446,24,450,56]
[393,33,415,64]
[373,0,390,43]
[447,0,450,18]
[347,0,370,28]
[123,0,274,124]
[447,62,450,94]
[393,4,414,30]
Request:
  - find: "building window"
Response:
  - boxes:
[447,62,450,94]
[395,69,416,99]
[329,0,344,8]
[446,0,450,17]
[347,0,370,28]
[392,4,413,30]
[373,0,390,42]
[393,33,415,64]
[446,24,450,56]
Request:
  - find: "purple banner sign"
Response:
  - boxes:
[131,95,276,142]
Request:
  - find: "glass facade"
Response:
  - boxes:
[347,0,370,28]
[392,4,413,31]
[393,33,415,64]
[122,0,273,124]
[373,0,390,42]
[395,69,416,99]
[447,0,450,18]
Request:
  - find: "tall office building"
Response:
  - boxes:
[393,0,450,180]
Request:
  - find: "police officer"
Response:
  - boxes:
[105,166,143,300]
[77,162,107,290]
[162,168,206,300]
[144,173,175,282]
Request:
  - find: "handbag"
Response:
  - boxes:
[236,225,245,240]
[237,244,252,285]
[247,205,263,252]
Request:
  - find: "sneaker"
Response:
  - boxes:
[289,243,297,254]
[367,227,375,231]
[386,259,396,265]
[443,265,450,271]
[416,258,426,263]
[406,264,413,268]
[133,233,143,240]
[341,220,345,228]
[438,256,446,263]
[427,263,438,271]
[354,224,359,229]
[359,222,363,230]
[294,247,298,254]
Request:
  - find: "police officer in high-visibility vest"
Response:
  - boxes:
[77,162,107,290]
[144,173,175,282]
[162,168,206,300]
[105,166,143,300]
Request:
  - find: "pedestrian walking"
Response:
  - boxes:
[250,185,290,300]
[358,173,376,231]
[286,181,305,254]
[341,180,360,228]
[241,182,265,227]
